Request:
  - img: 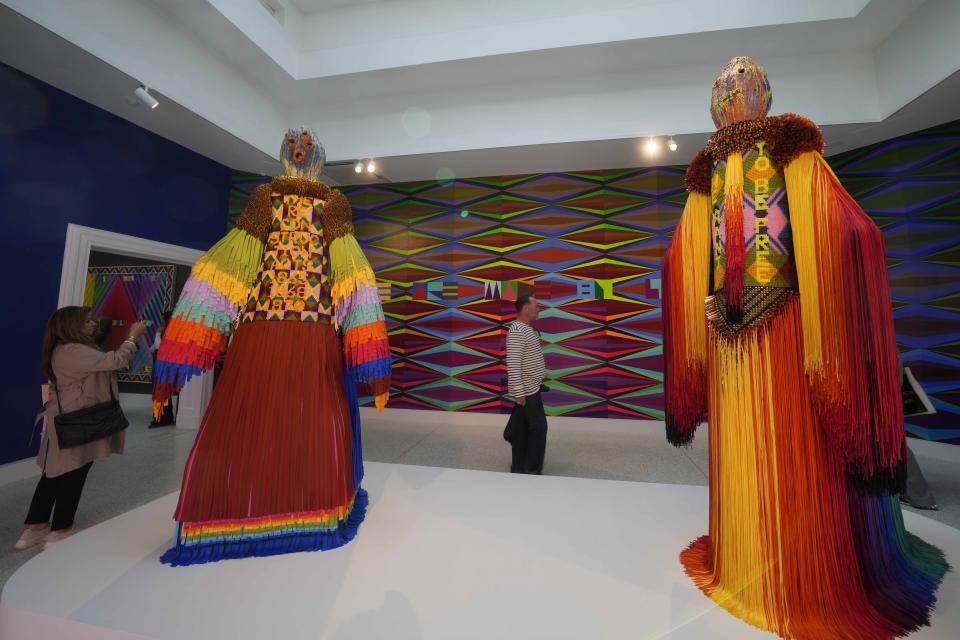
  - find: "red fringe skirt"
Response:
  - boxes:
[161,320,365,565]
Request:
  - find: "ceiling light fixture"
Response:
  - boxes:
[354,161,363,174]
[668,136,678,152]
[644,137,660,155]
[367,159,376,173]
[133,86,159,110]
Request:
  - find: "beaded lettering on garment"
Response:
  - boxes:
[241,193,332,323]
[711,140,797,294]
[266,177,354,238]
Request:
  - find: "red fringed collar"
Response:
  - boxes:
[685,149,713,195]
[685,113,824,194]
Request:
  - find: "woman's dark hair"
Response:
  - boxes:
[41,306,95,380]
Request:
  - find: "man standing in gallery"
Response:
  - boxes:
[505,294,548,474]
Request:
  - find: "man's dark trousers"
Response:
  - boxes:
[509,392,548,474]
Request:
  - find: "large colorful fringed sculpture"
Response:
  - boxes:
[153,128,390,565]
[662,57,949,638]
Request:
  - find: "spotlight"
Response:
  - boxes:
[366,159,376,173]
[644,137,660,155]
[668,136,678,152]
[354,161,363,174]
[133,86,159,109]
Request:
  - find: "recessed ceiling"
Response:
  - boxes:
[289,0,393,12]
[1,0,958,184]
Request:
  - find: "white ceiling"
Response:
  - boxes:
[1,0,958,185]
[289,0,392,12]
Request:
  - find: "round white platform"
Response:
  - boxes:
[2,462,958,639]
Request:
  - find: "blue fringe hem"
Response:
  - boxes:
[348,357,392,385]
[155,360,204,387]
[159,488,368,567]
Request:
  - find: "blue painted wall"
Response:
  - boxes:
[0,63,231,465]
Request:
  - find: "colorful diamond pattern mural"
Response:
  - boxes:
[337,167,682,419]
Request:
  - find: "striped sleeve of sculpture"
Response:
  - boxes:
[323,190,392,411]
[151,184,271,419]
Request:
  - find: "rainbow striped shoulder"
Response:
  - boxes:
[325,190,392,410]
[151,187,271,419]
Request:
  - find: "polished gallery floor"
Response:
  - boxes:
[1,396,958,639]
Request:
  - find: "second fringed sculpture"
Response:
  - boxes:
[153,128,391,565]
[662,57,948,639]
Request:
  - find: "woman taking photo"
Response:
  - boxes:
[14,307,146,551]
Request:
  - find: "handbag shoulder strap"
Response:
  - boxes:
[107,373,118,402]
[50,368,118,414]
[50,375,64,414]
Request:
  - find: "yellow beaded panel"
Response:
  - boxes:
[241,194,332,323]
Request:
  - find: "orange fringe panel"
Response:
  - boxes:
[784,152,904,491]
[681,296,947,639]
[662,191,711,445]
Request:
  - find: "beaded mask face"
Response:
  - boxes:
[279,127,326,180]
[710,56,772,129]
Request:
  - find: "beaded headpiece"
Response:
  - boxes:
[279,127,326,180]
[710,56,772,129]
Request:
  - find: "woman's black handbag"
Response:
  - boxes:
[53,379,129,448]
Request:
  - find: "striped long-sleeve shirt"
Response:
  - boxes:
[506,320,545,399]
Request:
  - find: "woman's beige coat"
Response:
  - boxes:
[36,341,137,478]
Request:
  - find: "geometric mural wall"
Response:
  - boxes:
[227,118,960,442]
[341,169,684,420]
[832,119,960,443]
[84,265,175,382]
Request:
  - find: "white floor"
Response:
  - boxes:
[2,461,959,640]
